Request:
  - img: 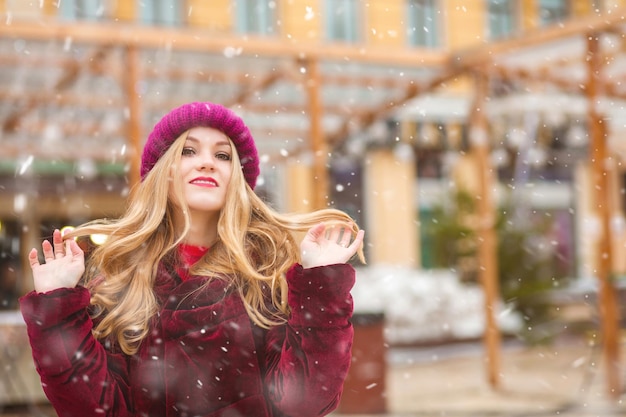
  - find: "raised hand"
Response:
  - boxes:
[29,229,85,294]
[300,222,365,269]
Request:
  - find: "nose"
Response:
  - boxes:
[198,152,216,171]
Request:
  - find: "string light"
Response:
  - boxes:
[60,226,75,237]
[90,234,108,245]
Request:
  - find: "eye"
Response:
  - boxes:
[182,147,196,156]
[216,152,231,161]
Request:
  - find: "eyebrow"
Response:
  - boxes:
[185,136,231,148]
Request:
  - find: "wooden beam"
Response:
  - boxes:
[0,48,424,94]
[1,45,112,132]
[0,52,121,78]
[0,85,422,126]
[0,87,126,108]
[452,8,626,70]
[0,19,447,67]
[327,69,460,146]
[603,82,626,100]
[225,68,287,107]
[322,73,420,89]
[488,66,584,94]
[470,70,501,390]
[489,62,626,102]
[586,32,622,400]
[8,121,122,137]
[0,90,124,107]
[141,100,308,118]
[142,66,273,83]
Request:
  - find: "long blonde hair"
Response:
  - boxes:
[66,131,364,355]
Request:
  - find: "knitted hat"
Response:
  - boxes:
[141,102,260,189]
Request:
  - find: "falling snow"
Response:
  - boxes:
[1,1,626,416]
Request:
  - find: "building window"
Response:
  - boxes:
[488,0,517,40]
[406,0,439,47]
[236,0,278,36]
[539,0,569,26]
[325,0,361,43]
[59,0,106,21]
[139,0,183,27]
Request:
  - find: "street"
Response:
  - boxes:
[1,335,624,417]
[332,336,625,417]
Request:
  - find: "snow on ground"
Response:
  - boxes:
[352,265,523,345]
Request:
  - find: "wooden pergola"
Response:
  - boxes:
[456,11,626,397]
[0,18,448,203]
[0,11,623,397]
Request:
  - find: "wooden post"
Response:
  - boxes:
[125,46,142,188]
[303,58,329,210]
[18,211,38,295]
[586,32,622,399]
[470,70,501,389]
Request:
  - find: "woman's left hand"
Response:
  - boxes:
[300,223,365,269]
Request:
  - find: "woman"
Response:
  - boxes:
[20,102,365,417]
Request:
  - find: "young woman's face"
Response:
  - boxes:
[175,126,234,217]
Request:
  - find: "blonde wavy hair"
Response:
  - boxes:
[66,131,365,355]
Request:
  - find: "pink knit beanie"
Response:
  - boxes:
[141,102,260,189]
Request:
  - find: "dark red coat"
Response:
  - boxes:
[19,263,355,417]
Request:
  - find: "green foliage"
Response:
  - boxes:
[495,208,561,344]
[426,190,569,344]
[426,190,477,272]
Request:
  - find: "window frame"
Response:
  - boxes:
[324,0,362,44]
[487,0,518,41]
[406,0,440,48]
[538,0,569,26]
[138,0,184,27]
[59,0,107,21]
[235,0,279,36]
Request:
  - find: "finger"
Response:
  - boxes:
[67,239,84,258]
[347,229,365,251]
[53,229,65,258]
[305,223,326,242]
[327,224,342,243]
[28,248,40,268]
[339,224,354,248]
[42,239,55,261]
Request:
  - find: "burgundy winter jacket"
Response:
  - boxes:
[19,263,355,417]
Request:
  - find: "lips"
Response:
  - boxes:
[190,177,218,187]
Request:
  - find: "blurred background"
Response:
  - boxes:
[0,0,625,416]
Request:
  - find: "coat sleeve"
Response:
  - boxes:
[19,287,133,417]
[263,263,355,417]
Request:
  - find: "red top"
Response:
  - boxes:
[176,243,209,281]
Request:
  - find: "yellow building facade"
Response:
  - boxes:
[0,0,623,283]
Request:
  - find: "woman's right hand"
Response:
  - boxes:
[28,229,85,294]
